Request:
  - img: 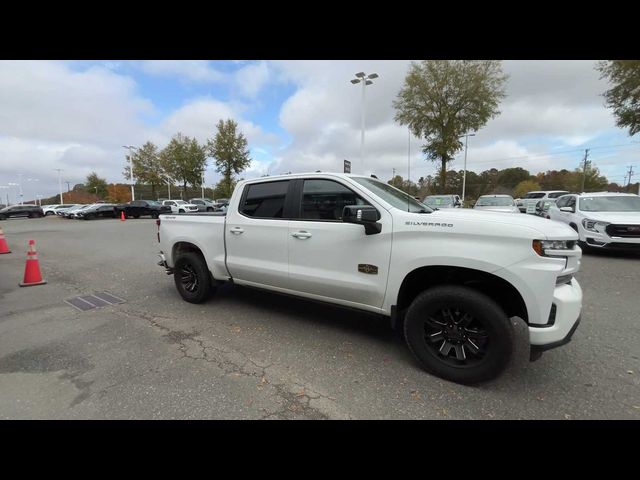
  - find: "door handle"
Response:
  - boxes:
[291,231,312,239]
[230,227,244,235]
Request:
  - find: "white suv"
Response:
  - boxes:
[548,192,640,252]
[517,191,569,213]
[162,200,199,214]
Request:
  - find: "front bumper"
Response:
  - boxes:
[529,278,582,356]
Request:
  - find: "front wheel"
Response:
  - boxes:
[173,252,215,303]
[179,209,185,213]
[403,285,514,385]
[151,212,159,219]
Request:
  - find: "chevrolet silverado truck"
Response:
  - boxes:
[156,173,583,384]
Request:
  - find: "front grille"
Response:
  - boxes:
[606,224,640,238]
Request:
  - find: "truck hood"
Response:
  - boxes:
[579,211,640,224]
[423,208,578,240]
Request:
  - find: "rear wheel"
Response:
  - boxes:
[179,209,185,213]
[403,285,514,385]
[173,252,215,303]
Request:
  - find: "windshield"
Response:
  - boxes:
[352,177,432,213]
[524,192,545,199]
[174,200,187,205]
[423,196,453,207]
[476,197,514,207]
[579,196,640,212]
[547,191,568,199]
[146,201,161,206]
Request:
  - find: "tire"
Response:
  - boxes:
[179,209,185,213]
[151,212,159,219]
[206,207,213,212]
[173,252,215,304]
[403,285,514,385]
[45,211,54,216]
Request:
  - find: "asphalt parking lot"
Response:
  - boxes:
[0,216,638,419]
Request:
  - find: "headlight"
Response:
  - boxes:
[582,218,609,232]
[532,239,576,256]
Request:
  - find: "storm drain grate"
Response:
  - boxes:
[65,292,126,312]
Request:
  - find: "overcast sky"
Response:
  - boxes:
[0,60,638,203]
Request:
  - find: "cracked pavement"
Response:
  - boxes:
[0,217,639,419]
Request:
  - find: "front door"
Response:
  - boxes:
[287,178,392,308]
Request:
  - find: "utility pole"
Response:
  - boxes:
[392,167,396,181]
[54,169,64,204]
[350,72,379,174]
[65,181,71,192]
[580,149,590,192]
[625,165,635,186]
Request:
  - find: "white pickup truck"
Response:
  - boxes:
[156,172,583,384]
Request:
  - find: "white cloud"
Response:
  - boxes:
[138,60,224,83]
[234,61,270,98]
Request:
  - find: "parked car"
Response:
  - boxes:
[55,204,83,216]
[422,194,462,209]
[115,200,171,219]
[0,204,44,220]
[156,172,582,385]
[189,198,217,212]
[215,198,230,208]
[63,204,95,218]
[75,204,117,220]
[548,192,640,252]
[516,191,569,213]
[161,199,199,213]
[534,200,553,219]
[473,195,519,213]
[42,204,63,215]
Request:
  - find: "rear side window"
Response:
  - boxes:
[547,192,568,199]
[301,179,369,221]
[241,181,289,219]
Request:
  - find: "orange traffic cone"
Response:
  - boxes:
[19,239,47,287]
[0,226,10,254]
[120,211,126,221]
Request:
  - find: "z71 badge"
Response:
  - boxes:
[358,264,378,275]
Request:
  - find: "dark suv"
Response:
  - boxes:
[0,204,44,220]
[115,200,172,219]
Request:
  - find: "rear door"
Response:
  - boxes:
[287,178,392,308]
[224,180,293,289]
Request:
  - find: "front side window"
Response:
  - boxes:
[241,180,289,219]
[301,179,369,221]
[555,196,569,208]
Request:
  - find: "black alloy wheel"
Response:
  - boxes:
[404,285,514,384]
[173,252,215,303]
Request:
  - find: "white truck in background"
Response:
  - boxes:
[155,173,583,385]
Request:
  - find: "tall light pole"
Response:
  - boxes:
[123,145,137,201]
[459,132,476,206]
[0,185,9,206]
[53,169,64,204]
[8,183,19,205]
[17,174,24,205]
[27,178,39,204]
[350,72,379,174]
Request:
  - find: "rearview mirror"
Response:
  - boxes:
[342,205,381,235]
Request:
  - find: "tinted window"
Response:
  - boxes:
[241,181,289,218]
[555,196,569,208]
[547,191,569,199]
[524,192,545,199]
[301,179,369,221]
[192,200,203,205]
[567,197,576,207]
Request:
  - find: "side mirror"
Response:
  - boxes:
[559,206,574,213]
[343,205,382,235]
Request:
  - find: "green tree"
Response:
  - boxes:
[207,119,251,198]
[568,165,608,192]
[597,60,640,136]
[85,172,108,199]
[160,133,207,195]
[123,141,164,198]
[387,175,419,196]
[393,60,508,191]
[514,179,541,199]
[497,167,532,190]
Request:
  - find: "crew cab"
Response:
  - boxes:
[161,200,199,214]
[115,200,171,219]
[548,192,640,252]
[156,173,583,385]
